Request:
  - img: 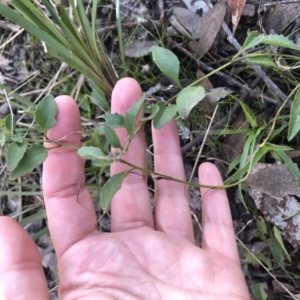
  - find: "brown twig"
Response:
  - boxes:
[171,41,283,106]
[221,22,289,103]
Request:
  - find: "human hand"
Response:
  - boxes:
[0,78,250,299]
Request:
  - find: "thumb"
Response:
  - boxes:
[0,217,49,299]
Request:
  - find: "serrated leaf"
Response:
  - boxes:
[10,145,48,180]
[288,88,300,141]
[5,114,16,132]
[236,99,257,128]
[176,86,205,119]
[152,46,181,87]
[262,34,300,51]
[124,95,145,138]
[153,102,177,129]
[100,171,129,211]
[35,94,58,132]
[237,32,300,55]
[103,112,125,128]
[6,141,28,171]
[103,124,122,148]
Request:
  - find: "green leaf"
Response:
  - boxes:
[267,143,293,152]
[153,102,177,129]
[270,233,285,268]
[14,133,23,143]
[262,34,300,51]
[152,46,181,88]
[254,216,267,240]
[273,226,291,262]
[100,171,129,211]
[19,210,46,227]
[78,146,113,167]
[237,31,262,54]
[245,55,276,67]
[268,122,288,141]
[0,83,36,109]
[237,32,300,56]
[228,155,241,173]
[0,1,113,97]
[256,253,272,271]
[176,86,206,119]
[35,94,58,132]
[83,132,104,148]
[124,96,145,138]
[10,145,48,180]
[103,124,122,148]
[225,145,269,185]
[5,114,16,132]
[6,141,28,171]
[78,146,110,159]
[236,99,257,128]
[90,86,109,110]
[103,112,125,128]
[32,226,49,241]
[141,104,160,121]
[250,283,268,300]
[239,131,254,172]
[0,118,4,128]
[288,88,300,141]
[246,252,272,270]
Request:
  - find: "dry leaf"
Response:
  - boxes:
[169,7,199,38]
[181,0,209,14]
[248,163,300,248]
[124,40,159,58]
[0,54,11,67]
[206,87,233,103]
[0,20,20,32]
[219,112,248,164]
[262,3,300,34]
[248,164,300,198]
[229,0,246,34]
[188,0,226,57]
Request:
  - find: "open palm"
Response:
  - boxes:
[0,78,250,299]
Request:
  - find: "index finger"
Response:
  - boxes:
[199,162,240,263]
[43,96,97,258]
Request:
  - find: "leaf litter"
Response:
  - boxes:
[2,0,300,298]
[248,163,300,248]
